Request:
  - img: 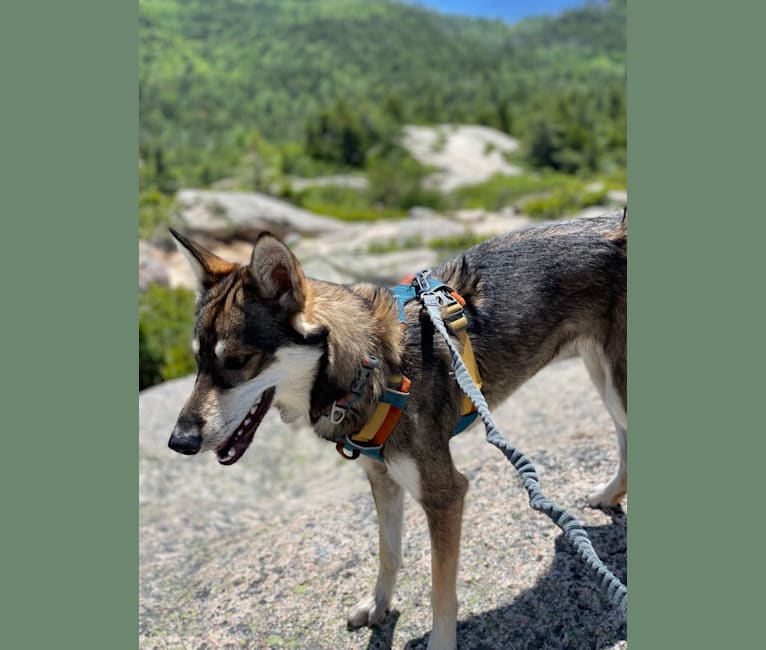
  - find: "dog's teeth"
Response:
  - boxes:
[227,448,236,458]
[244,418,251,426]
[250,407,257,415]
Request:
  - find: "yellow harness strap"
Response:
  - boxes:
[443,300,482,415]
[349,374,411,444]
[352,401,390,442]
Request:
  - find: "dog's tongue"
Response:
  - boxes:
[216,388,275,465]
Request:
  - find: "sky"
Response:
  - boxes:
[408,0,592,24]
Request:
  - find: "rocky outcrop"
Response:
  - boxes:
[140,360,627,649]
[402,124,522,192]
[142,205,538,290]
[175,189,345,241]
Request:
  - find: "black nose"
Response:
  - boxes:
[168,428,202,455]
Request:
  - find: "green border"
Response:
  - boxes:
[0,1,137,647]
[630,2,765,647]
[2,0,764,647]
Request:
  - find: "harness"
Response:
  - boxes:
[322,270,628,616]
[330,271,481,463]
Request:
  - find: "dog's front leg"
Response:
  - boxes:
[422,470,468,650]
[348,457,404,627]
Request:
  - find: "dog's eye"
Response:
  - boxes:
[223,354,253,370]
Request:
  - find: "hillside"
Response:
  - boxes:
[139,0,626,189]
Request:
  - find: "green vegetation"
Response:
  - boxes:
[139,0,626,191]
[429,232,489,255]
[291,185,407,222]
[286,143,442,220]
[139,285,196,389]
[451,173,576,211]
[521,184,607,220]
[450,172,614,219]
[139,189,176,239]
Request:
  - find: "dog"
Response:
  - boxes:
[167,210,627,650]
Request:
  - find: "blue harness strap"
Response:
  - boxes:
[453,411,479,434]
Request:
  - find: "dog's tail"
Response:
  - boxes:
[607,205,627,252]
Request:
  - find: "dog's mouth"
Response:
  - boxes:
[215,387,275,465]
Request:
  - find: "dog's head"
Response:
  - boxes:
[167,230,326,465]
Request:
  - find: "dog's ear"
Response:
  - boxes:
[250,234,325,338]
[248,232,306,312]
[170,228,238,289]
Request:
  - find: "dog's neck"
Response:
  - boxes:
[297,279,404,440]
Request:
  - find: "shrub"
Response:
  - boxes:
[139,285,196,390]
[521,185,608,220]
[138,189,175,240]
[365,143,443,211]
[451,173,576,211]
[292,185,406,221]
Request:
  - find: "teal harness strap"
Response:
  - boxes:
[453,411,479,434]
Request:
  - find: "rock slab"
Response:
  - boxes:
[140,360,627,649]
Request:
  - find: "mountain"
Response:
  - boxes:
[139,0,625,188]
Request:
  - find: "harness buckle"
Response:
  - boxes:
[328,402,348,424]
[324,357,378,425]
[414,270,432,293]
[421,287,457,309]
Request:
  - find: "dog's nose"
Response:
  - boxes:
[168,428,202,455]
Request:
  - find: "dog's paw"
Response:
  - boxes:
[347,596,389,628]
[587,483,626,508]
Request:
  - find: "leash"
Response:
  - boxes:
[416,271,628,617]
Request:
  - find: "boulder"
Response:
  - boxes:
[289,174,368,192]
[402,124,522,192]
[175,189,344,241]
[138,240,170,290]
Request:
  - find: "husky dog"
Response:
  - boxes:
[168,211,627,650]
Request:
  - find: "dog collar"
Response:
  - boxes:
[334,272,481,463]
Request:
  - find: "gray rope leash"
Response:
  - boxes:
[421,293,628,617]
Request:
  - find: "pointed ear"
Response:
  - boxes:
[249,232,306,312]
[169,228,238,288]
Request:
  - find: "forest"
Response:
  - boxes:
[139,0,626,193]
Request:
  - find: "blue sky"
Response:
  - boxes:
[408,0,592,23]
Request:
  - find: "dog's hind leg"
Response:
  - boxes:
[348,457,404,628]
[582,340,628,507]
[420,465,468,650]
[588,420,627,507]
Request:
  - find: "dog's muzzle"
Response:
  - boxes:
[168,428,202,455]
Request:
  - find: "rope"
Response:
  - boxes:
[421,292,628,617]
